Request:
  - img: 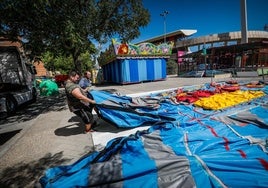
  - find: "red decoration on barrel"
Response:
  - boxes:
[118,43,129,54]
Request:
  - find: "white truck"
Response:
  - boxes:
[0,45,37,119]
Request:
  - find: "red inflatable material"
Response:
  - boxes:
[191,90,215,98]
[177,95,199,103]
[176,90,215,103]
[221,85,240,92]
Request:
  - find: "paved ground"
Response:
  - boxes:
[0,75,265,187]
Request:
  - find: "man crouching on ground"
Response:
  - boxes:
[65,70,97,133]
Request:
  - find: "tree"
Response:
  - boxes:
[41,51,74,74]
[0,0,150,74]
[41,51,95,74]
[166,59,178,75]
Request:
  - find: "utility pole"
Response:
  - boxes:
[240,0,248,44]
[160,10,169,43]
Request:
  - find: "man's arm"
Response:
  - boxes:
[71,88,96,104]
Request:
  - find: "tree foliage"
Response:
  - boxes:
[0,0,150,74]
[167,59,178,75]
[41,51,95,74]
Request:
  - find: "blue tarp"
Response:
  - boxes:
[40,82,268,188]
[90,90,176,128]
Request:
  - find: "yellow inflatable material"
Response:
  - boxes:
[194,90,265,110]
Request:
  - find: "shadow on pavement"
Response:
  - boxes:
[0,129,21,146]
[0,90,68,125]
[54,123,84,136]
[0,152,71,188]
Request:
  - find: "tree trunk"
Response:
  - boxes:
[72,50,82,75]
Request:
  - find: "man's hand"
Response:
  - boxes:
[84,87,91,92]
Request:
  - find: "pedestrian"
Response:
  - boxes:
[65,70,97,133]
[79,71,92,92]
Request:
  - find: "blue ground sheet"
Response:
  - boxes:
[40,80,268,188]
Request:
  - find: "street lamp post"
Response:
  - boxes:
[160,10,169,43]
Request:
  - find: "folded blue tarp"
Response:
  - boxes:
[90,90,176,128]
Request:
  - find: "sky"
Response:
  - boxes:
[131,0,268,44]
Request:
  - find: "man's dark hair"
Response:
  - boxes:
[84,71,91,76]
[68,70,79,77]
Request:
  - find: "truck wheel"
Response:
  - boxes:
[31,87,37,103]
[6,96,17,115]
